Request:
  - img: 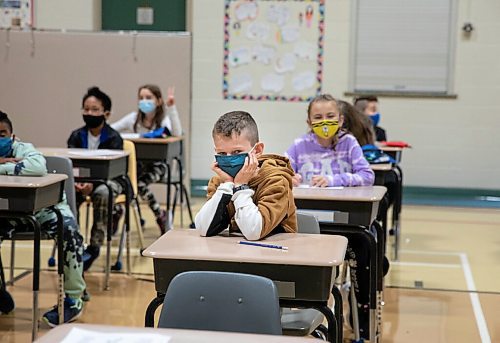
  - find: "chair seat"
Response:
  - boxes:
[281,308,325,336]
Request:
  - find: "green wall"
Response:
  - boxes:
[102,0,186,31]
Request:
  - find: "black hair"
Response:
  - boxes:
[0,110,13,132]
[82,86,112,112]
[212,111,259,145]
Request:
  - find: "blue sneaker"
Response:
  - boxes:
[82,245,100,271]
[42,297,83,327]
[0,289,15,314]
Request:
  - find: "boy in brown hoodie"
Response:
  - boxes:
[195,111,297,240]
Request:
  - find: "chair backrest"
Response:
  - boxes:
[158,271,282,335]
[123,140,138,196]
[296,212,321,234]
[45,156,77,216]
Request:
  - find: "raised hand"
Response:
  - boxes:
[165,86,175,107]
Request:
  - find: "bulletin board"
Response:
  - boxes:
[222,0,325,102]
[0,0,32,28]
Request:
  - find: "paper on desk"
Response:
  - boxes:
[121,133,141,139]
[68,150,122,157]
[60,327,170,343]
[296,184,344,189]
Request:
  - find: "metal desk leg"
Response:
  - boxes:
[332,284,343,343]
[145,293,165,327]
[104,182,113,291]
[26,215,41,342]
[53,208,65,327]
[393,166,403,261]
[314,305,336,343]
[165,163,172,232]
[124,176,132,275]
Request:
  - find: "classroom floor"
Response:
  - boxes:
[0,199,499,342]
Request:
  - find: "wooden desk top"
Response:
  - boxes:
[35,324,316,343]
[293,185,386,202]
[143,229,347,267]
[38,148,128,160]
[0,174,67,188]
[370,163,392,171]
[124,136,183,144]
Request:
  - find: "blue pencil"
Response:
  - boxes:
[237,240,288,250]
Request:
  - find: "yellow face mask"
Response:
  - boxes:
[311,120,339,139]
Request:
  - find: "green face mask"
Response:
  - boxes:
[311,120,339,139]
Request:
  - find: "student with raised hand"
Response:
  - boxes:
[67,87,126,272]
[354,95,387,142]
[285,94,374,187]
[111,85,182,234]
[195,111,297,241]
[0,110,86,326]
[284,94,374,340]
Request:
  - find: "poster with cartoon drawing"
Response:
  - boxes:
[223,0,325,102]
[0,0,32,29]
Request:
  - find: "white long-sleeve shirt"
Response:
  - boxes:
[194,181,263,241]
[110,105,182,136]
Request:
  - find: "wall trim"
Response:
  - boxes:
[191,180,500,208]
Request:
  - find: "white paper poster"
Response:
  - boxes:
[223,0,325,102]
[0,0,32,29]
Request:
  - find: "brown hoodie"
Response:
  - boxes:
[206,154,298,238]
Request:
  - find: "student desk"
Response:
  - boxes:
[35,323,320,343]
[377,145,404,261]
[142,229,348,343]
[293,185,386,343]
[124,136,184,231]
[371,163,392,185]
[0,174,67,341]
[38,148,131,290]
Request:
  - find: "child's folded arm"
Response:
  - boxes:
[195,181,233,236]
[0,144,47,176]
[234,178,289,240]
[232,188,261,241]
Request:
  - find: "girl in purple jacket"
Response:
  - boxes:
[285,94,374,187]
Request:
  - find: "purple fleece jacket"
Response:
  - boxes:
[285,131,374,187]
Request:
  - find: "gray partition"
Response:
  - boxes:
[0,29,191,202]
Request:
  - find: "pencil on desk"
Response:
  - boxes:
[237,241,288,250]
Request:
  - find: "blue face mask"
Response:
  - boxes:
[215,146,255,178]
[0,137,13,157]
[370,113,381,127]
[138,100,156,114]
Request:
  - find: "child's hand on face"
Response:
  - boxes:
[291,173,302,187]
[0,157,20,164]
[310,175,328,187]
[211,161,234,183]
[234,152,259,186]
[165,86,175,107]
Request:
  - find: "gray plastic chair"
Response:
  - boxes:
[281,212,327,339]
[45,156,77,216]
[45,156,78,268]
[158,271,282,335]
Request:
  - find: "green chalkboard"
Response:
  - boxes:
[102,0,186,31]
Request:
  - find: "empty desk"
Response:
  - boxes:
[293,185,386,343]
[35,323,322,342]
[142,229,347,342]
